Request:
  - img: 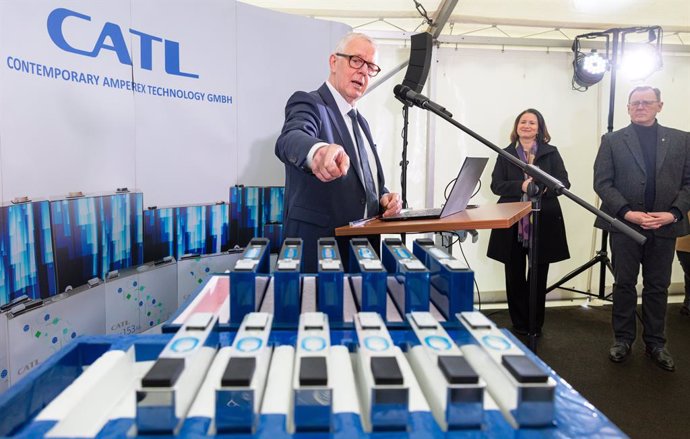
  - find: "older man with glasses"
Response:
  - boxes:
[275,32,402,272]
[594,85,690,372]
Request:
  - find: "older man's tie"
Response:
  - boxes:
[348,109,379,216]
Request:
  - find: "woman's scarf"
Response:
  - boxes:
[516,141,537,247]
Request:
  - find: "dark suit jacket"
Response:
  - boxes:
[593,123,690,238]
[487,142,571,264]
[275,83,387,270]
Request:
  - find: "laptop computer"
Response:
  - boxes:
[380,156,489,221]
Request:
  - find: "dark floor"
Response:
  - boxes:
[483,302,690,439]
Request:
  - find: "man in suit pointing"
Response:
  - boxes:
[594,85,690,371]
[275,32,402,272]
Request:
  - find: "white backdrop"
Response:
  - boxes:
[235,3,349,186]
[358,44,690,299]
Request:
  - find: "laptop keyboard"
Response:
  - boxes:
[403,207,442,217]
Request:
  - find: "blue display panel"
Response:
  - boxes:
[262,186,284,225]
[230,186,262,248]
[99,192,144,278]
[230,186,284,250]
[176,205,206,258]
[175,203,230,259]
[50,192,144,293]
[208,203,230,254]
[229,186,241,248]
[50,196,100,293]
[143,207,175,263]
[0,201,57,305]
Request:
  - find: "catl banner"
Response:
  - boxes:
[0,0,348,206]
[0,0,235,205]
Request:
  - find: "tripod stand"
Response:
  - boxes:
[546,230,613,300]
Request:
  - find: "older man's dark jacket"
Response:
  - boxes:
[593,123,690,237]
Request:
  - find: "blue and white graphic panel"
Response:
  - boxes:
[0,200,56,305]
[0,313,9,392]
[143,207,175,263]
[50,196,100,293]
[6,283,105,386]
[99,191,144,278]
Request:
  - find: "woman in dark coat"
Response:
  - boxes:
[487,108,570,335]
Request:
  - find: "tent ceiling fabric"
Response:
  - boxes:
[240,0,689,48]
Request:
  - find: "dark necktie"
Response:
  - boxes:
[347,109,379,216]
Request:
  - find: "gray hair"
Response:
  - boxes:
[628,86,661,102]
[334,32,377,53]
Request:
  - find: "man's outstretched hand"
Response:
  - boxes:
[312,144,350,182]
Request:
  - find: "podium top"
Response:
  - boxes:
[335,202,530,236]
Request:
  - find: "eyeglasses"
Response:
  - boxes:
[628,100,659,107]
[335,53,381,77]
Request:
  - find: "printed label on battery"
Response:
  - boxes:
[245,246,261,259]
[393,246,410,259]
[283,246,298,259]
[321,246,336,259]
[358,247,374,259]
[170,337,199,353]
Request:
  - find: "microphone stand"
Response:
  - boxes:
[408,95,646,353]
[527,182,543,351]
[399,103,411,209]
[397,101,412,245]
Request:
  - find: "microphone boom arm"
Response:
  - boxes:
[403,89,646,246]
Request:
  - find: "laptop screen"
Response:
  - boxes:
[439,157,489,218]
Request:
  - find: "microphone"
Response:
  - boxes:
[526,181,542,197]
[393,84,453,118]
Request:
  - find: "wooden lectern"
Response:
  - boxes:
[335,202,530,236]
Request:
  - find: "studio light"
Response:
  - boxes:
[582,50,608,75]
[573,50,608,88]
[571,32,610,90]
[620,45,662,80]
[620,26,664,80]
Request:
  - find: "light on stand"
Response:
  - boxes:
[582,51,608,75]
[571,32,610,91]
[619,45,662,80]
[573,50,608,88]
[619,26,663,80]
